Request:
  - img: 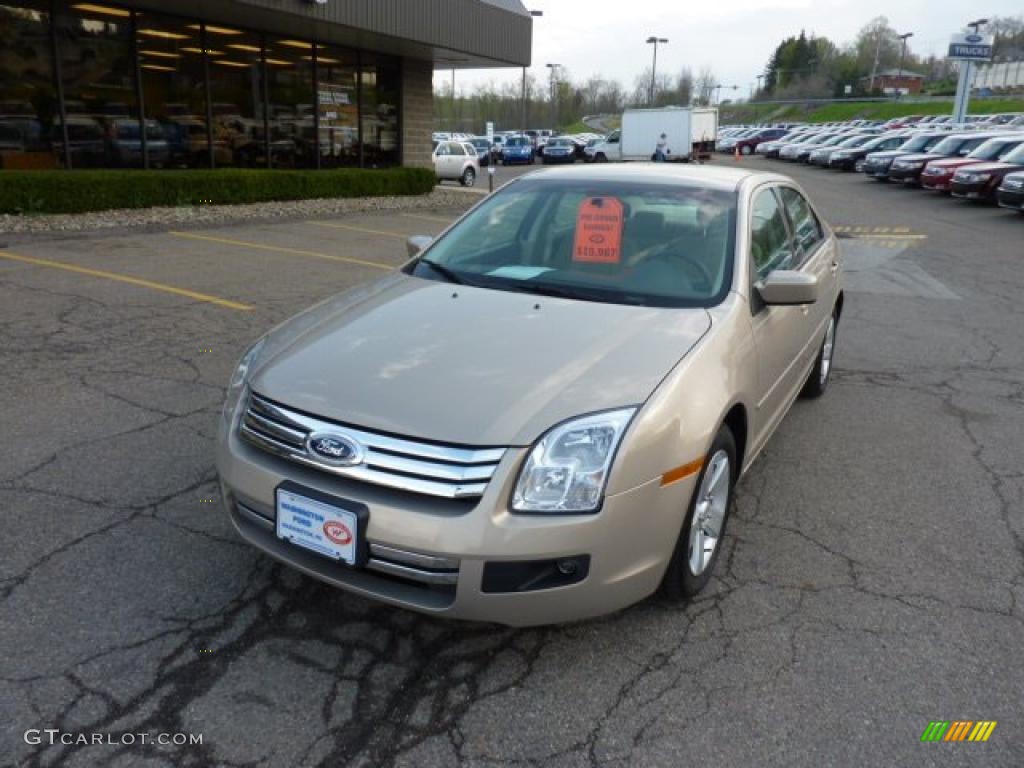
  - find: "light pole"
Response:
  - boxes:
[546,63,561,129]
[896,32,913,100]
[645,36,668,105]
[522,10,543,132]
[953,18,989,123]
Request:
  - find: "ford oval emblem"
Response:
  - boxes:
[306,432,364,467]
[965,33,983,43]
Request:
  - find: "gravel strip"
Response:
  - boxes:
[0,186,483,237]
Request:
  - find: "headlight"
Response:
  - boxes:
[512,408,636,513]
[222,339,264,424]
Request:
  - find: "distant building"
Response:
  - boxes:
[862,69,925,96]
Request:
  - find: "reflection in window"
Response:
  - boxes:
[264,41,314,168]
[135,13,214,168]
[317,45,359,168]
[56,2,140,168]
[207,28,272,167]
[361,53,400,167]
[0,1,58,169]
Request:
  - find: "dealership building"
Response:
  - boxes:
[0,1,532,171]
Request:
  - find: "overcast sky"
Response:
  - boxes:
[438,0,1022,97]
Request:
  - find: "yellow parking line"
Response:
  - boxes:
[168,231,392,270]
[0,250,254,311]
[401,213,456,225]
[308,221,408,239]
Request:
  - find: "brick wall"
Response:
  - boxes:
[402,59,434,169]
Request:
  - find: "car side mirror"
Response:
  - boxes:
[756,270,820,306]
[406,235,433,257]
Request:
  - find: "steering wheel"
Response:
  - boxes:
[639,241,715,292]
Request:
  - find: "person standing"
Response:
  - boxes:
[654,133,670,162]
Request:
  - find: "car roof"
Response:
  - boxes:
[515,163,783,191]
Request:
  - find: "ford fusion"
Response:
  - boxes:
[217,165,843,626]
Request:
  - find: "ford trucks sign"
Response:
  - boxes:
[948,32,994,61]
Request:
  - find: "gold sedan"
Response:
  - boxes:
[217,164,843,626]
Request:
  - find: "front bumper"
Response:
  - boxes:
[950,180,992,200]
[889,166,925,183]
[996,186,1024,210]
[920,174,953,191]
[216,411,695,626]
[864,163,893,179]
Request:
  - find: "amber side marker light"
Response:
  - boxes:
[661,457,706,487]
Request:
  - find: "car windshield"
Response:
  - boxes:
[969,139,1024,160]
[930,136,969,154]
[1000,144,1024,164]
[506,137,529,147]
[899,134,941,152]
[410,179,736,309]
[548,138,573,147]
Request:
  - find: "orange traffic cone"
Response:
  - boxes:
[734,146,741,162]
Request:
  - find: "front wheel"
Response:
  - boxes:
[460,167,476,187]
[594,153,608,163]
[800,310,838,398]
[661,426,736,599]
[741,145,753,155]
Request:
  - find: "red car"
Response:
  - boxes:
[950,142,1024,202]
[920,135,1024,193]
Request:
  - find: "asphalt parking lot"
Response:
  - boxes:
[2,158,1023,767]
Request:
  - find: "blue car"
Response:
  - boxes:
[501,135,534,165]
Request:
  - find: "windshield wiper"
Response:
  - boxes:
[506,282,631,304]
[418,259,467,285]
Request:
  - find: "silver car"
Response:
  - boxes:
[433,140,480,186]
[217,165,843,626]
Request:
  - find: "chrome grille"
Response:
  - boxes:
[240,392,506,499]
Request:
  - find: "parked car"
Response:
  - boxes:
[582,136,604,162]
[216,164,843,626]
[861,132,951,180]
[887,133,995,185]
[433,140,480,186]
[827,132,910,171]
[808,134,873,167]
[996,170,1024,212]
[501,135,535,165]
[540,137,577,164]
[468,137,493,167]
[920,135,1024,193]
[732,128,790,155]
[950,142,1024,202]
[780,132,841,162]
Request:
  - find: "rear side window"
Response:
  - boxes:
[777,187,823,259]
[448,142,465,156]
[750,188,795,279]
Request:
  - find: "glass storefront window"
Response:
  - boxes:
[0,1,58,169]
[1,3,404,172]
[56,2,140,168]
[134,12,213,168]
[317,44,359,168]
[264,39,314,168]
[360,53,400,168]
[206,26,271,167]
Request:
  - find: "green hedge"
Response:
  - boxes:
[0,167,438,215]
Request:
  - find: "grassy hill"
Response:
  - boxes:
[721,97,1024,125]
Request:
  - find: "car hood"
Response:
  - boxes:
[249,274,711,446]
[927,157,982,170]
[955,161,1019,174]
[894,152,944,163]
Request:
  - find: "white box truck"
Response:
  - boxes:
[589,107,718,163]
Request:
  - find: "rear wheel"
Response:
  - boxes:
[661,426,736,599]
[460,167,476,187]
[741,144,753,155]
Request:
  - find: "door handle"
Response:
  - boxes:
[830,261,840,274]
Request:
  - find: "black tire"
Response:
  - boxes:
[460,167,476,187]
[595,153,608,163]
[800,308,838,399]
[741,144,753,155]
[661,426,737,600]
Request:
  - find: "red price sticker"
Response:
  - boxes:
[573,197,624,264]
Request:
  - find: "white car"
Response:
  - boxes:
[433,140,480,186]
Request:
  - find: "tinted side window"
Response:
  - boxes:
[778,187,823,259]
[448,142,465,156]
[750,189,795,279]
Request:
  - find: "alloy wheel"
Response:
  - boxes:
[688,449,730,576]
